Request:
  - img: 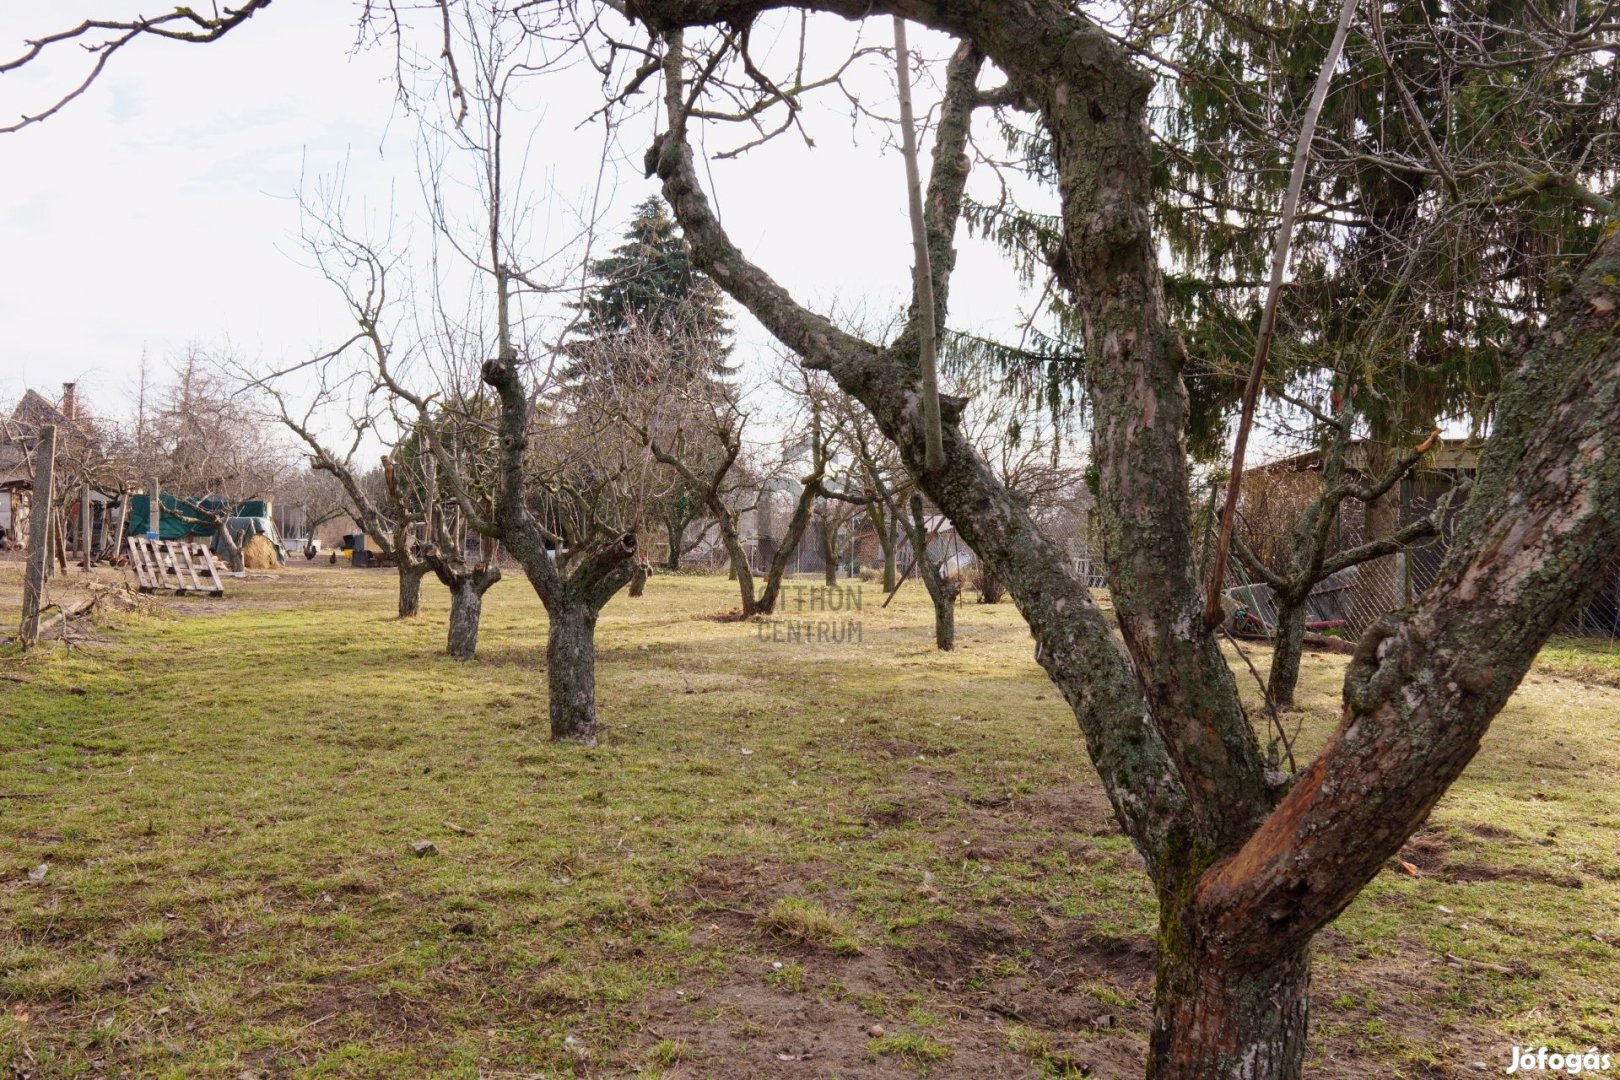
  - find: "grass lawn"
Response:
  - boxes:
[1,562,1617,1079]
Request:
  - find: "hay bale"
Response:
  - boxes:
[241,533,279,570]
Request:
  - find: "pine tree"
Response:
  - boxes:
[565,197,734,389]
[950,0,1618,455]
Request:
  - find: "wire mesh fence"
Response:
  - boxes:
[1071,509,1620,644]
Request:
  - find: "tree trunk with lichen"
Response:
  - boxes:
[1149,919,1310,1079]
[479,233,641,739]
[756,481,822,615]
[432,557,501,660]
[397,562,427,619]
[1266,596,1309,708]
[643,10,1620,1077]
[716,511,757,617]
[546,600,600,743]
[447,578,486,658]
[497,530,637,743]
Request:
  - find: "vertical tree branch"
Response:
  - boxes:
[892,16,944,473]
[1205,0,1360,629]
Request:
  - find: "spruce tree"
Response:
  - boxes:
[950,0,1617,453]
[565,196,734,390]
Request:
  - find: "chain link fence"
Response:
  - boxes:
[1070,480,1620,643]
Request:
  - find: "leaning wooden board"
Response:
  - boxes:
[126,537,225,596]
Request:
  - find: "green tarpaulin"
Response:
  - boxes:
[126,493,220,541]
[124,494,286,565]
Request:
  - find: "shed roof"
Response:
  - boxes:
[1250,437,1479,477]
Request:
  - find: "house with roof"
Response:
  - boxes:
[1,383,117,556]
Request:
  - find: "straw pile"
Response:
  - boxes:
[241,533,279,570]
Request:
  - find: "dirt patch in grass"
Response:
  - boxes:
[635,963,957,1078]
[1018,781,1121,836]
[1395,826,1453,875]
[863,797,924,828]
[692,608,750,623]
[636,931,1147,1080]
[899,913,1153,1009]
[1443,862,1585,888]
[282,972,437,1031]
[898,917,1021,987]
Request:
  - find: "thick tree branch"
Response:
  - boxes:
[1198,232,1620,966]
[652,17,1193,871]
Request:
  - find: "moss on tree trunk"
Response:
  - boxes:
[546,603,600,744]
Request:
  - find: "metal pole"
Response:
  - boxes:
[20,426,57,647]
[148,478,161,540]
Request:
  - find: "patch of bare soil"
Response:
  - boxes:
[1394,825,1453,875]
[637,964,998,1078]
[667,843,1155,1078]
[1016,782,1121,837]
[1396,824,1580,887]
[637,912,1151,1080]
[686,855,840,912]
[1310,937,1503,1079]
[897,914,1153,1071]
[692,608,750,623]
[284,973,435,1029]
[1444,862,1584,888]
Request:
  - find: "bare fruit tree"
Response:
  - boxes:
[8,2,1620,1074]
[256,371,434,623]
[627,10,1620,1075]
[608,325,759,612]
[400,4,653,741]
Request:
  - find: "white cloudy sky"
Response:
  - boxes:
[0,2,1047,438]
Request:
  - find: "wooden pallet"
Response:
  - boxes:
[126,537,225,596]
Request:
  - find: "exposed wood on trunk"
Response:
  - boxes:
[1198,231,1620,967]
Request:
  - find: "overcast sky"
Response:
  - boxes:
[1,2,1046,442]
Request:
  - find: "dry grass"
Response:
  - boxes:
[1,559,1616,1078]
